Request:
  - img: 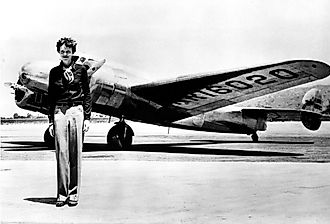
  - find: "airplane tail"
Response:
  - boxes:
[300,88,329,130]
[301,88,323,112]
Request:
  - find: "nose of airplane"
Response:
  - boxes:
[19,61,54,92]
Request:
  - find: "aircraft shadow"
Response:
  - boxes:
[129,143,304,157]
[3,141,304,157]
[2,141,52,151]
[24,197,57,205]
[189,139,314,144]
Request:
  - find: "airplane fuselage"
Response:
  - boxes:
[10,55,330,147]
[13,57,264,136]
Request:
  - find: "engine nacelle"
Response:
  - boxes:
[13,81,49,114]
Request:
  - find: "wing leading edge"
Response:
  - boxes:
[132,60,330,116]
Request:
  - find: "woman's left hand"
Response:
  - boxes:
[83,120,90,133]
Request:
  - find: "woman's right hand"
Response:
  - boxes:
[49,123,54,137]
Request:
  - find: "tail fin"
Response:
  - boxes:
[300,88,330,130]
[301,88,323,112]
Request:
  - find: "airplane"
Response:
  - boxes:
[5,54,330,149]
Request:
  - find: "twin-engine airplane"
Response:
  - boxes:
[5,55,330,149]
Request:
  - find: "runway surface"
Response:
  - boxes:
[1,121,330,162]
[1,122,330,223]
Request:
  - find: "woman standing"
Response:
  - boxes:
[48,37,92,207]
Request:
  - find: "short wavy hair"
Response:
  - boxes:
[56,37,77,53]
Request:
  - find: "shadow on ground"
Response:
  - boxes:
[129,143,304,157]
[2,140,305,157]
[2,141,50,151]
[24,197,57,205]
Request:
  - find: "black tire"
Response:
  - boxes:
[44,127,55,149]
[107,123,133,150]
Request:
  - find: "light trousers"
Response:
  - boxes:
[54,105,84,201]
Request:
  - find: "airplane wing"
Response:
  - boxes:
[131,60,330,117]
[241,108,330,122]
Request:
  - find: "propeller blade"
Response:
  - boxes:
[4,82,13,87]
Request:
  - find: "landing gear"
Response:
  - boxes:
[107,119,134,150]
[251,132,259,142]
[44,127,55,148]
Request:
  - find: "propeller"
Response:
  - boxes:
[4,82,13,88]
[4,82,21,90]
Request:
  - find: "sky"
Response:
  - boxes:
[1,0,330,117]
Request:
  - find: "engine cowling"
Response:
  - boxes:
[301,111,321,131]
[13,80,49,114]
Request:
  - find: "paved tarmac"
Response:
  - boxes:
[1,122,330,223]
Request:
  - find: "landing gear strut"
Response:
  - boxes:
[107,118,134,150]
[251,132,259,142]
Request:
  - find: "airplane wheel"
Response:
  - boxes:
[251,133,259,142]
[107,122,133,150]
[44,127,55,148]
